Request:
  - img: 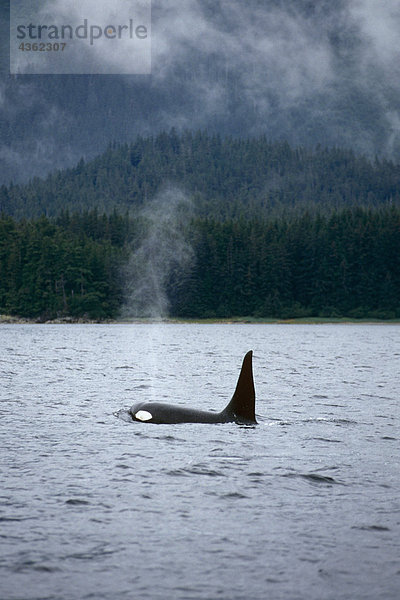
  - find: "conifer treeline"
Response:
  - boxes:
[0,212,126,319]
[1,131,400,219]
[1,132,399,320]
[1,207,399,320]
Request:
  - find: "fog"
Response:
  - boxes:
[1,0,400,183]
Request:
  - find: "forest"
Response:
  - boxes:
[0,206,399,321]
[2,131,400,220]
[0,132,399,320]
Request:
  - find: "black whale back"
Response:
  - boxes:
[129,350,257,424]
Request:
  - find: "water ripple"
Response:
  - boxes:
[1,323,399,600]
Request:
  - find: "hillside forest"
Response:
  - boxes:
[0,132,399,320]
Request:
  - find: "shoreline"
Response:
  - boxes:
[1,315,399,325]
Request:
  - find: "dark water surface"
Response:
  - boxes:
[1,323,399,600]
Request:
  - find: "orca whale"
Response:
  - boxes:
[129,350,257,424]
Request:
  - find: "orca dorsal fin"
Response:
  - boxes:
[223,351,256,424]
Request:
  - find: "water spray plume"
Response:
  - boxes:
[122,186,194,319]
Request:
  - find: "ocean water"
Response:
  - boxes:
[0,323,399,600]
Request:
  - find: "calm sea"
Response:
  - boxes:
[1,323,399,600]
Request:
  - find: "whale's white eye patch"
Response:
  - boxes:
[135,410,153,422]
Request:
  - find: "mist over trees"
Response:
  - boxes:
[0,133,399,321]
[2,1,400,184]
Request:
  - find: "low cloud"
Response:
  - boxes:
[2,0,400,183]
